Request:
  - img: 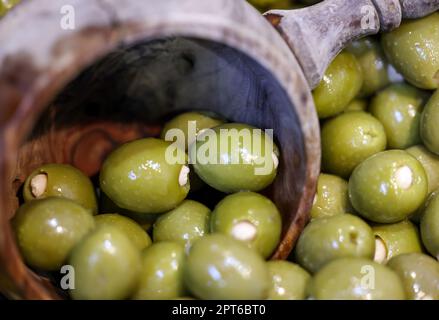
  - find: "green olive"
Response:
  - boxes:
[321,111,387,178]
[349,150,428,223]
[69,226,141,300]
[13,197,95,271]
[295,214,375,273]
[190,123,278,193]
[100,138,190,214]
[23,164,97,214]
[344,99,368,113]
[312,51,363,119]
[161,112,224,151]
[267,261,310,300]
[184,234,269,300]
[311,174,351,219]
[308,258,406,300]
[370,83,428,149]
[153,200,211,251]
[387,253,439,300]
[421,90,439,155]
[372,220,422,264]
[99,192,158,230]
[210,192,282,258]
[407,145,439,194]
[133,242,186,300]
[420,191,439,260]
[347,37,391,97]
[382,13,439,90]
[95,214,152,251]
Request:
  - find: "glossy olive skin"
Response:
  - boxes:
[387,253,439,300]
[161,112,224,151]
[421,90,439,155]
[420,191,439,259]
[211,192,282,258]
[311,174,351,220]
[23,164,98,214]
[347,37,390,97]
[100,138,190,214]
[372,220,422,264]
[407,145,439,194]
[344,99,368,113]
[370,83,428,149]
[190,123,278,193]
[133,242,186,300]
[308,258,406,300]
[95,214,152,251]
[184,234,269,300]
[349,150,428,223]
[69,226,141,300]
[313,51,363,119]
[153,200,210,251]
[13,197,95,271]
[382,13,439,90]
[295,214,375,273]
[321,112,387,178]
[267,261,311,300]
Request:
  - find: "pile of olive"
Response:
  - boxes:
[305,12,439,299]
[14,111,294,300]
[12,7,439,300]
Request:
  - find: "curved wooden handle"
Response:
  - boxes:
[400,0,439,18]
[265,0,439,89]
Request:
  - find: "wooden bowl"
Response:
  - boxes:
[3,0,436,300]
[0,0,320,299]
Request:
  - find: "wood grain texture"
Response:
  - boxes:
[399,0,439,18]
[0,0,320,299]
[372,0,402,31]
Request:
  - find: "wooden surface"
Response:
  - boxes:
[265,0,439,88]
[0,0,320,299]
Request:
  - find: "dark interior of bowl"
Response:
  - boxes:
[13,37,306,260]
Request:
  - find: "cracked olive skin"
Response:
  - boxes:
[407,145,439,195]
[95,214,152,251]
[153,200,211,251]
[267,261,311,300]
[420,191,439,259]
[190,123,278,193]
[382,13,439,90]
[308,258,406,300]
[321,112,387,178]
[312,51,363,119]
[210,192,282,258]
[349,150,428,223]
[133,242,186,300]
[100,138,190,214]
[23,164,97,214]
[13,197,95,271]
[161,112,224,151]
[69,226,141,300]
[372,220,422,264]
[421,90,439,155]
[387,253,439,300]
[347,37,391,97]
[295,214,375,273]
[311,174,351,220]
[184,234,269,300]
[370,83,428,149]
